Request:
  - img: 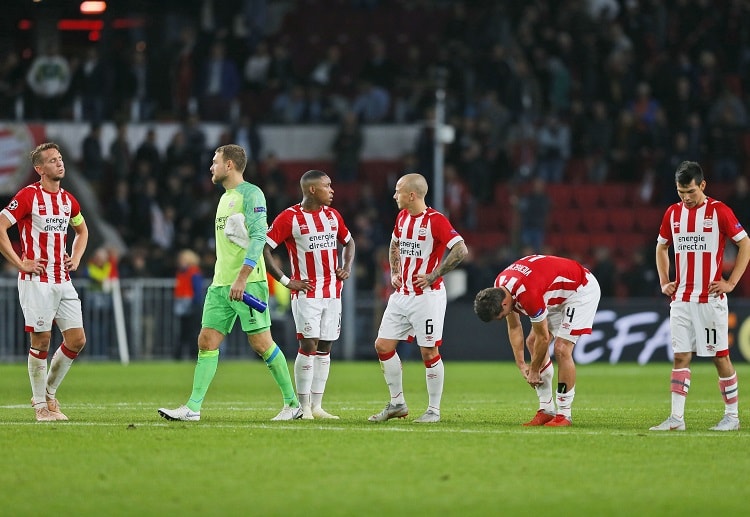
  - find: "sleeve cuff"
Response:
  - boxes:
[244,258,257,268]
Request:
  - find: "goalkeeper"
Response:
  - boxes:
[158,144,301,422]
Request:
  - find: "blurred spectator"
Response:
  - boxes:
[109,121,132,183]
[165,128,190,171]
[585,100,614,183]
[726,176,750,230]
[708,104,743,182]
[0,50,24,119]
[359,36,398,91]
[25,43,72,119]
[122,49,157,122]
[505,57,542,123]
[535,114,570,183]
[331,111,363,182]
[70,46,110,123]
[267,40,296,91]
[172,249,205,360]
[169,25,200,118]
[591,245,617,298]
[199,40,241,121]
[351,79,391,123]
[231,115,263,167]
[306,83,337,123]
[182,114,208,171]
[271,83,307,123]
[609,109,639,181]
[515,177,550,253]
[81,123,105,198]
[310,44,344,91]
[134,128,163,175]
[105,180,135,245]
[621,247,659,298]
[84,247,115,357]
[664,76,698,132]
[242,39,271,92]
[628,82,661,132]
[443,162,476,231]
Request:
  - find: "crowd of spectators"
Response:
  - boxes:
[2,0,750,297]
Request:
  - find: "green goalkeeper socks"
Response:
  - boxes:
[262,343,298,407]
[186,349,219,412]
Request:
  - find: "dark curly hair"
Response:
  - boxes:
[473,287,508,322]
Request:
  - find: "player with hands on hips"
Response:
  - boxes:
[264,169,355,419]
[368,173,467,424]
[474,254,601,427]
[0,142,89,422]
[650,161,750,432]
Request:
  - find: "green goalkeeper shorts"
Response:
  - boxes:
[201,282,271,336]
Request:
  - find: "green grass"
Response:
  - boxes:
[1,360,748,516]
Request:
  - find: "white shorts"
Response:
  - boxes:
[546,272,600,344]
[291,297,341,341]
[18,279,83,333]
[377,289,446,347]
[669,298,729,356]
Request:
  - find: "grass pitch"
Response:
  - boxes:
[1,360,748,516]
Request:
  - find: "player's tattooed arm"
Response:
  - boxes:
[389,238,402,289]
[420,240,468,286]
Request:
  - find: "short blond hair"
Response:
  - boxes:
[30,142,60,167]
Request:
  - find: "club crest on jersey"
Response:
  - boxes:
[228,200,235,208]
[418,227,427,237]
[702,218,713,228]
[672,221,680,230]
[62,203,70,214]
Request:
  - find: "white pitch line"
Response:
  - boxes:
[0,420,746,438]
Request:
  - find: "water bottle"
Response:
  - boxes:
[242,292,268,312]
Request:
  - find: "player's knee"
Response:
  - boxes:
[374,339,396,355]
[553,339,573,360]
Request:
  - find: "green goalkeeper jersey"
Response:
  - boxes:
[213,181,267,286]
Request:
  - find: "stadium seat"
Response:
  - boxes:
[550,184,576,209]
[561,234,591,256]
[571,184,603,209]
[607,208,637,232]
[589,233,619,253]
[634,207,665,233]
[597,183,628,208]
[580,209,611,233]
[548,208,583,233]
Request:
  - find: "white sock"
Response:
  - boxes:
[294,351,314,406]
[556,386,575,419]
[536,361,555,413]
[425,356,443,414]
[311,352,331,408]
[670,368,690,419]
[380,352,405,404]
[46,344,77,397]
[28,349,48,407]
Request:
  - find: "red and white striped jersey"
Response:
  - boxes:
[0,182,83,283]
[494,255,590,322]
[392,207,463,296]
[266,204,351,299]
[658,197,747,302]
